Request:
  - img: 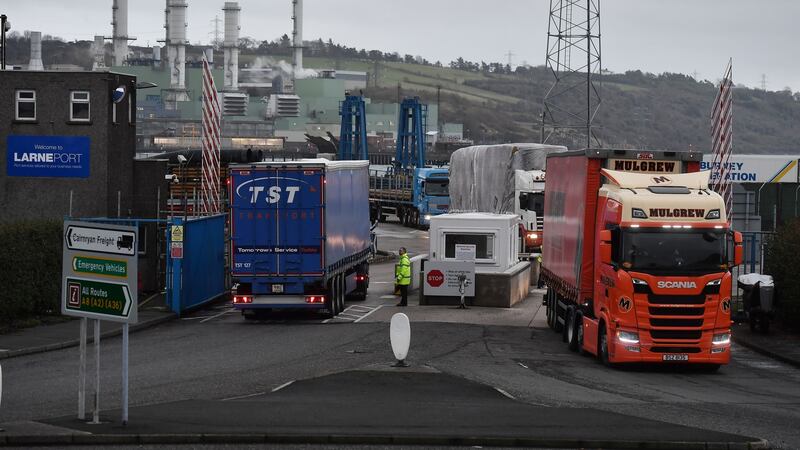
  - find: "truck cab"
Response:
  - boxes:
[514,169,546,252]
[589,169,742,365]
[414,167,450,227]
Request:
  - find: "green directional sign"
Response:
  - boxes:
[65,277,133,320]
[62,220,138,324]
[73,256,127,277]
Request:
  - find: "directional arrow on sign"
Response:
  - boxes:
[65,225,136,256]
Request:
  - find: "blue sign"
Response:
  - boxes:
[6,135,90,178]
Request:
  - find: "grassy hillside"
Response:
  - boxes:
[6,35,798,153]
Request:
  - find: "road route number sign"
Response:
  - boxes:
[62,220,138,324]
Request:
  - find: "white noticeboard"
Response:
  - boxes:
[454,244,476,261]
[424,261,475,297]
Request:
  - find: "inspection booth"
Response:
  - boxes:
[421,213,531,307]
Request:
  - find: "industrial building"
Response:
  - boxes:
[0,70,143,222]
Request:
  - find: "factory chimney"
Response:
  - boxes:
[28,32,44,71]
[292,0,303,86]
[111,0,135,66]
[222,2,240,91]
[167,0,188,90]
[92,35,107,71]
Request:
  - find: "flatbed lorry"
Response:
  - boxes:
[369,166,450,228]
[541,149,742,368]
[228,159,371,319]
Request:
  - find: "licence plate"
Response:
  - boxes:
[662,354,689,361]
[271,284,284,293]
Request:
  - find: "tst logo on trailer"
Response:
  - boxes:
[235,176,314,205]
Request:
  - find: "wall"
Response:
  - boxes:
[0,71,138,222]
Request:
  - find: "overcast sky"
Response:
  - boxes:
[4,0,798,91]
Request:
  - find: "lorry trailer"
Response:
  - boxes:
[541,149,742,368]
[228,159,371,319]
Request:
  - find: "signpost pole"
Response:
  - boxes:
[121,323,129,426]
[91,319,100,424]
[78,317,86,420]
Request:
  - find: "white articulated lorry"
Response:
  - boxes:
[448,144,566,254]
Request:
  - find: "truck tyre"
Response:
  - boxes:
[563,306,574,343]
[546,289,555,329]
[553,295,564,334]
[325,280,337,318]
[598,324,612,367]
[337,275,346,313]
[568,311,582,352]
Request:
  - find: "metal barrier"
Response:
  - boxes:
[730,231,773,315]
[166,214,227,316]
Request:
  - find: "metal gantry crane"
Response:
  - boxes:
[338,94,368,160]
[395,97,427,171]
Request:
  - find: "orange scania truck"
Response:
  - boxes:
[541,149,743,369]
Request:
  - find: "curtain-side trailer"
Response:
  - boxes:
[228,160,371,319]
[541,149,743,369]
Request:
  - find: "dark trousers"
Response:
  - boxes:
[398,285,408,306]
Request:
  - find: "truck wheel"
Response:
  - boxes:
[545,289,555,329]
[568,311,582,352]
[337,275,346,313]
[325,280,338,318]
[563,306,574,343]
[553,295,564,334]
[598,325,612,367]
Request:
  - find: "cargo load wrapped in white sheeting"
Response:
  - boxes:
[449,143,567,213]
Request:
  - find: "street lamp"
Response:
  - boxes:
[1,15,11,71]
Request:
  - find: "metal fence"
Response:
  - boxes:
[730,231,774,315]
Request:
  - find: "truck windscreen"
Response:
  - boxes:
[425,179,449,196]
[622,229,726,274]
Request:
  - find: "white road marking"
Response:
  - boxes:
[199,309,234,323]
[221,391,267,401]
[271,380,295,392]
[371,281,391,284]
[380,295,396,299]
[517,362,529,369]
[346,305,373,312]
[336,313,362,319]
[180,316,205,321]
[354,304,384,323]
[494,387,516,400]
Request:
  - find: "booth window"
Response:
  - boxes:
[444,233,494,260]
[15,90,36,121]
[70,91,91,122]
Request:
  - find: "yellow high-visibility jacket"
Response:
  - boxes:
[395,254,411,286]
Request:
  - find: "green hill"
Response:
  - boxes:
[5,35,798,153]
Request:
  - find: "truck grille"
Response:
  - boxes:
[649,330,702,340]
[649,307,704,316]
[648,294,705,305]
[650,347,702,353]
[650,318,704,327]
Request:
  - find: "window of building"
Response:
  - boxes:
[444,233,495,261]
[70,91,90,122]
[15,90,36,121]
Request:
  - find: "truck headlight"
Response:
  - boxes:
[712,333,731,345]
[527,233,539,240]
[617,330,639,344]
[424,214,431,221]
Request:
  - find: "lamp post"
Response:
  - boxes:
[1,15,10,71]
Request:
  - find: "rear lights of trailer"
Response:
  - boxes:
[233,295,253,304]
[356,275,368,282]
[305,295,326,304]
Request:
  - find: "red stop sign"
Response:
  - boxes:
[427,270,444,287]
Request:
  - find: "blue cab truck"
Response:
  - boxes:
[369,166,450,228]
[228,159,371,319]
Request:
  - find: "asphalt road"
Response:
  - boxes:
[0,222,798,448]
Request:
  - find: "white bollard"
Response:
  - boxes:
[390,313,411,367]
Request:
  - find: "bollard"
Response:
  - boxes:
[390,313,411,367]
